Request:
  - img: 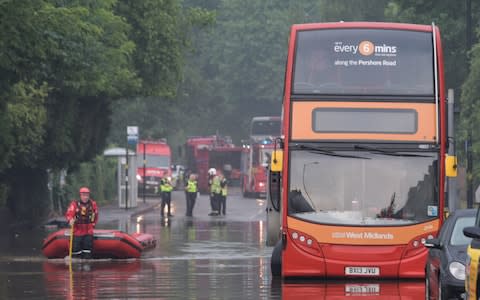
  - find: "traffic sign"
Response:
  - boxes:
[127,135,138,146]
[127,126,139,146]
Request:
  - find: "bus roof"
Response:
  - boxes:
[291,22,435,32]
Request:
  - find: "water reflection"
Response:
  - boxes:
[43,260,141,299]
[37,257,274,299]
[282,279,425,299]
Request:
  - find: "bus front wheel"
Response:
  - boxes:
[271,240,282,277]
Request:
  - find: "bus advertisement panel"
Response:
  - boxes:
[268,22,457,279]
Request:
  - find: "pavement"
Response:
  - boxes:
[98,196,160,224]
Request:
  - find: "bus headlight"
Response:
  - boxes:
[288,229,323,257]
[449,261,465,280]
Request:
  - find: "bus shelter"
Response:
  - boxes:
[103,147,138,208]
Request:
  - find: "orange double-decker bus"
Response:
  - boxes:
[268,22,457,279]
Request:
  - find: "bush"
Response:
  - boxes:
[63,155,117,208]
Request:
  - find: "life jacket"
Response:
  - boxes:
[75,200,96,224]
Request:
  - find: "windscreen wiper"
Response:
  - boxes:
[353,145,433,157]
[295,144,369,159]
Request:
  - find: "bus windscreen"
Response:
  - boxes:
[292,29,434,96]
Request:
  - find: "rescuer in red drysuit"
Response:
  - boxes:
[65,187,98,259]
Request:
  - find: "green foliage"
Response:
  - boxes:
[318,0,389,22]
[0,0,141,219]
[460,43,480,181]
[6,81,48,168]
[107,1,217,154]
[0,81,48,173]
[385,0,470,93]
[116,0,184,97]
[64,155,117,206]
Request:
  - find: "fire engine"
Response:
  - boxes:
[185,135,242,194]
[136,140,172,196]
[240,139,275,198]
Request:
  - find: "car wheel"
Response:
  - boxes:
[438,276,447,300]
[438,281,443,300]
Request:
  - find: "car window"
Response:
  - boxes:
[450,216,475,246]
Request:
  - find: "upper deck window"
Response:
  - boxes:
[251,120,281,136]
[292,29,434,96]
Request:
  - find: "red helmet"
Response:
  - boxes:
[79,187,90,194]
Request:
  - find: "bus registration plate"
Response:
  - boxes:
[345,284,380,294]
[345,266,379,276]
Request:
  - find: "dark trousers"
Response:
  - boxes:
[186,192,197,216]
[219,195,226,215]
[161,192,172,216]
[72,234,93,259]
[210,194,215,212]
[212,193,221,212]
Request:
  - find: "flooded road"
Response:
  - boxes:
[0,189,425,299]
[0,189,277,299]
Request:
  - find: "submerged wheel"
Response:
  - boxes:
[271,240,282,277]
[425,272,430,300]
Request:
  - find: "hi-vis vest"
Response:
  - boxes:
[160,179,173,192]
[186,180,197,193]
[210,176,221,194]
[221,179,228,196]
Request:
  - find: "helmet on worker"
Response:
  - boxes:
[208,168,216,176]
[79,187,90,194]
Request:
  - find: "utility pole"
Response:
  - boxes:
[143,142,146,203]
[125,140,129,210]
[466,0,474,207]
[447,89,457,211]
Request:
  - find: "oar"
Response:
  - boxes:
[68,222,74,299]
[69,222,74,261]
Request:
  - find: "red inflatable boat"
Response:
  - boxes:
[42,229,156,259]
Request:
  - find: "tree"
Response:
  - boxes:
[0,0,137,222]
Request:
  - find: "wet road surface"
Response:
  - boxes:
[0,188,426,299]
[0,189,278,299]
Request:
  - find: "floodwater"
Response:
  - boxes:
[0,190,426,299]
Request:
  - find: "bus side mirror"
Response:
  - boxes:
[445,155,457,177]
[270,150,283,172]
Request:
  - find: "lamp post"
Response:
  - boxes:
[127,126,139,210]
[143,142,146,203]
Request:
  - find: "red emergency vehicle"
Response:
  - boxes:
[185,135,242,194]
[241,139,275,198]
[136,140,172,196]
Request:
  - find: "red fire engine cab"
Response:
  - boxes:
[240,139,275,198]
[136,140,172,196]
[185,135,242,194]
